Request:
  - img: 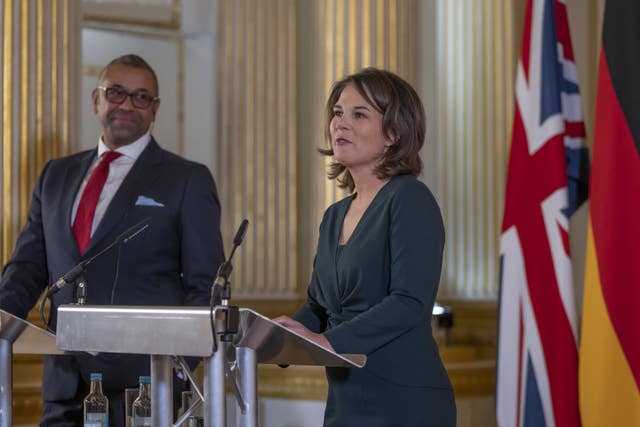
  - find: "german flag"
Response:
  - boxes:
[578,0,640,425]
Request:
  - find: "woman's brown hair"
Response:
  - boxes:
[319,67,426,192]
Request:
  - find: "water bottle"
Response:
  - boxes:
[83,372,109,427]
[131,375,152,427]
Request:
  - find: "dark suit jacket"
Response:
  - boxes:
[294,174,451,389]
[0,138,224,400]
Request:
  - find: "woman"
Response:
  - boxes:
[275,68,455,426]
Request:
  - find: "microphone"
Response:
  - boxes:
[233,218,249,246]
[211,219,249,304]
[210,219,249,349]
[45,217,151,298]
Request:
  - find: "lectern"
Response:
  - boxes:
[0,309,62,427]
[56,305,365,427]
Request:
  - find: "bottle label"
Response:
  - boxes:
[84,412,108,427]
[132,416,152,426]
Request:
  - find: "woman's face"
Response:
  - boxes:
[329,83,393,173]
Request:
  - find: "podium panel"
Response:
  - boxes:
[232,308,365,367]
[57,305,215,356]
[0,309,62,427]
[0,309,61,355]
[56,305,364,367]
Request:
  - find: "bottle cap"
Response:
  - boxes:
[139,375,151,384]
[90,372,102,381]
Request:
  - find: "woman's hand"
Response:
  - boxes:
[273,316,335,352]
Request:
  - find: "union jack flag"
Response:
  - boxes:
[496,0,589,426]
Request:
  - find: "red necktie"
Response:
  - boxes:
[72,151,122,253]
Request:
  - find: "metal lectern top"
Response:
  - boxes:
[56,305,365,368]
[233,308,365,367]
[0,308,61,355]
[57,305,218,357]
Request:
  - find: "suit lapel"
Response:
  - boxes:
[84,139,164,254]
[62,150,97,258]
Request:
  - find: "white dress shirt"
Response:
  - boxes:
[71,133,151,236]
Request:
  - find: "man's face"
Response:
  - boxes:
[92,64,160,149]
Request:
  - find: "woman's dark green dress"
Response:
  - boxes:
[295,175,456,427]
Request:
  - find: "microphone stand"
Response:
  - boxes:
[207,219,249,415]
[39,218,151,331]
[210,219,248,346]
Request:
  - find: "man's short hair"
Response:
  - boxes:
[98,54,159,94]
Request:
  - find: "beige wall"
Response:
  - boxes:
[0,0,81,265]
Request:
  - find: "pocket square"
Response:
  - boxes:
[135,195,165,207]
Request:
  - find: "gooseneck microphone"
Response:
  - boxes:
[45,217,151,298]
[209,219,249,351]
[39,218,151,332]
[211,218,249,305]
[232,218,249,246]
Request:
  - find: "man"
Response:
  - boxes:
[0,54,224,426]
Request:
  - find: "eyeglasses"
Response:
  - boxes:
[97,86,159,109]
